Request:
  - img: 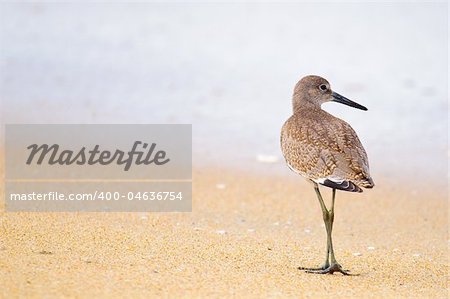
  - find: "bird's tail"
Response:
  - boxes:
[321,179,363,193]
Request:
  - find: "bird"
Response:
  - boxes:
[280,75,374,275]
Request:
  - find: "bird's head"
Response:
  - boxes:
[292,75,368,112]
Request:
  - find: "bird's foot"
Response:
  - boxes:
[303,263,356,276]
[297,263,329,271]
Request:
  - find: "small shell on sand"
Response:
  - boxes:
[215,230,227,235]
[256,154,279,163]
[367,246,376,250]
[304,229,311,234]
[216,183,226,189]
[247,228,255,233]
[353,252,362,256]
[81,257,92,263]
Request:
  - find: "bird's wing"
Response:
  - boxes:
[281,114,374,192]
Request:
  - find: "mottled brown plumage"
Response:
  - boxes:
[281,75,374,275]
[281,75,374,192]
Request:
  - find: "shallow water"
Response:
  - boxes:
[1,2,447,186]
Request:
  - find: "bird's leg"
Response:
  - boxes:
[328,188,337,264]
[302,185,353,275]
[298,183,330,271]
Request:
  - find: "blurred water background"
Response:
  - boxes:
[0,2,447,186]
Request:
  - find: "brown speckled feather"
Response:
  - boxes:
[281,106,374,192]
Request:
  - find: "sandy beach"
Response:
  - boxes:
[1,2,448,298]
[0,166,447,298]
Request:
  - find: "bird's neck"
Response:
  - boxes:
[292,96,321,113]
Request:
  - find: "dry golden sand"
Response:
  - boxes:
[0,167,448,298]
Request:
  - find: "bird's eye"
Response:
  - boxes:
[319,84,327,91]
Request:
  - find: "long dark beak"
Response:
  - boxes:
[332,91,368,111]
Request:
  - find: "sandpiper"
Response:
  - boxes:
[280,75,374,275]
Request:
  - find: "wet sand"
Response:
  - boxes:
[0,167,448,298]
